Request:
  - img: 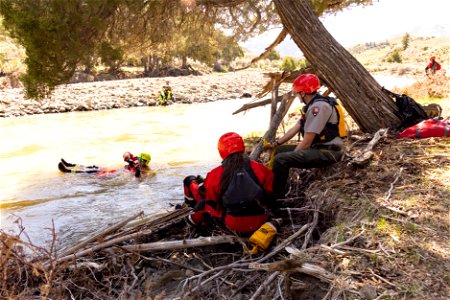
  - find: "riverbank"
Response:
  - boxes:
[0,70,267,117]
[2,69,449,118]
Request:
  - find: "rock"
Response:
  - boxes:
[359,284,377,300]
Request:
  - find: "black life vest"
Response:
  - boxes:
[221,162,266,217]
[299,94,346,144]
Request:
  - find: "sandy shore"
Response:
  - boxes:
[0,70,269,117]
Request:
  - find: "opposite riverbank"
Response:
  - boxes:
[0,70,268,118]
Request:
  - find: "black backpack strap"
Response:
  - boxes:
[243,160,261,187]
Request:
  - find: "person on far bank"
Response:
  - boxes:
[266,73,345,200]
[158,80,174,105]
[425,56,441,76]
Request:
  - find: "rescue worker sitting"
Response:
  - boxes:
[425,56,441,76]
[183,132,274,235]
[158,80,174,105]
[266,73,345,200]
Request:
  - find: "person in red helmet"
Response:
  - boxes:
[183,132,274,235]
[266,73,345,200]
[425,56,441,76]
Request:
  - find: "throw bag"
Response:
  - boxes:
[221,165,265,216]
[398,118,450,139]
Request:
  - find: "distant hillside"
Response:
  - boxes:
[349,35,450,77]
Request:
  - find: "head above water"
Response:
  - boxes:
[218,132,245,160]
[138,153,151,166]
[123,151,133,161]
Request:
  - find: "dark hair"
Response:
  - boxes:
[219,152,248,197]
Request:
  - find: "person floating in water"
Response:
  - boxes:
[58,152,152,177]
[158,80,174,105]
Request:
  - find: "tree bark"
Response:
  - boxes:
[273,0,401,133]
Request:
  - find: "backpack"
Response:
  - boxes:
[221,162,266,216]
[383,88,429,130]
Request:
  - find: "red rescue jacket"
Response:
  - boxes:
[189,160,274,234]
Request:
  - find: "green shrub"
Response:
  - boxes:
[267,50,281,61]
[280,56,297,71]
[387,49,402,63]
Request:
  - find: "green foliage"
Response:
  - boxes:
[296,58,310,69]
[402,33,410,50]
[0,0,378,99]
[280,56,297,71]
[387,48,402,63]
[0,0,117,98]
[267,50,280,61]
[99,42,124,73]
[212,31,244,65]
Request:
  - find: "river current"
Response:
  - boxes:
[0,99,277,248]
[0,74,415,248]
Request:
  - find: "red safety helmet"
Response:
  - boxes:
[292,73,320,94]
[430,56,436,61]
[218,132,245,159]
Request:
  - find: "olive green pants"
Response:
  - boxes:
[271,145,343,199]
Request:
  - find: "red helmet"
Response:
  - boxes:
[218,132,245,159]
[430,56,436,61]
[292,73,320,94]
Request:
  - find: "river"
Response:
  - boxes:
[0,99,278,248]
[0,74,415,248]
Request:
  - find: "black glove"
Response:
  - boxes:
[125,158,135,168]
[195,175,205,184]
[135,164,141,177]
[183,175,197,187]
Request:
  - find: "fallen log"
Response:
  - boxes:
[49,228,154,268]
[120,235,238,252]
[56,210,144,258]
[249,260,334,282]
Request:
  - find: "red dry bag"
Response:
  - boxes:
[398,118,450,139]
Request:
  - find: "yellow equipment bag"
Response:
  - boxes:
[248,221,277,254]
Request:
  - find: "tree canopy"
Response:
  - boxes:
[0,0,374,99]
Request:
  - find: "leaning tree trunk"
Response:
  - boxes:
[273,0,401,133]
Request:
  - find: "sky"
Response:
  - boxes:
[242,0,450,57]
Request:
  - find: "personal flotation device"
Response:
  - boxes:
[96,169,117,176]
[159,87,172,102]
[300,95,347,144]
